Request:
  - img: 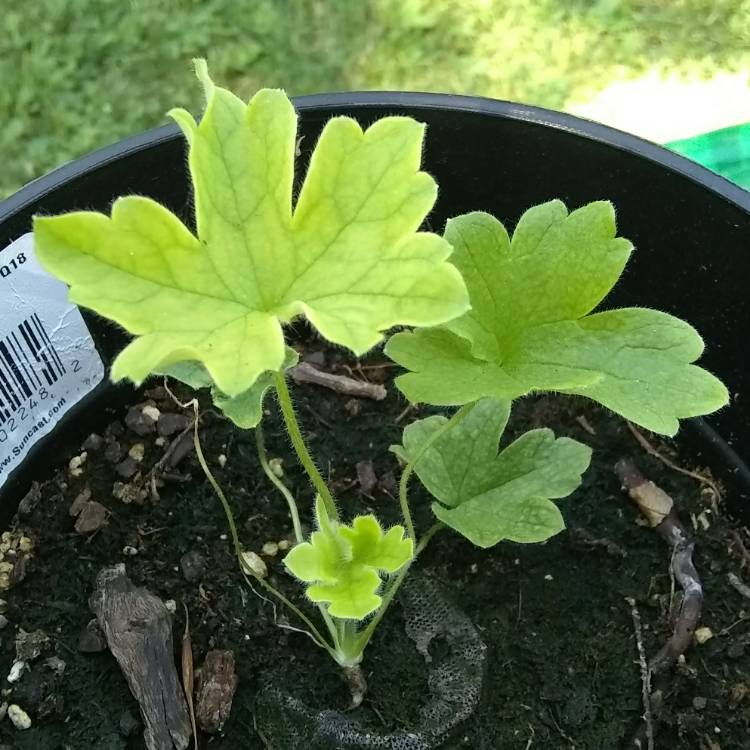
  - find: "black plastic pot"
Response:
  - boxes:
[1,92,749,523]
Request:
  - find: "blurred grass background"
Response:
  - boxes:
[1,0,749,199]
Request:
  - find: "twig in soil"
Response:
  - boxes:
[730,528,750,567]
[157,420,197,472]
[568,527,627,558]
[355,361,398,371]
[626,422,722,501]
[516,581,523,626]
[615,459,704,750]
[718,614,750,636]
[727,572,750,600]
[147,391,198,500]
[290,362,387,400]
[181,604,198,750]
[138,525,168,537]
[575,414,597,435]
[625,596,654,750]
[543,703,575,746]
[394,402,415,425]
[616,460,704,673]
[304,402,334,429]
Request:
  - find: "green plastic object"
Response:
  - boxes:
[667,123,750,190]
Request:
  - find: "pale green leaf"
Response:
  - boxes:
[339,515,413,573]
[212,348,299,428]
[396,398,591,547]
[307,568,383,620]
[284,502,413,620]
[386,202,729,436]
[157,348,298,429]
[283,530,343,583]
[34,60,468,397]
[157,360,214,390]
[211,373,278,429]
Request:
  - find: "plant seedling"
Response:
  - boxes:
[284,498,412,621]
[33,61,728,680]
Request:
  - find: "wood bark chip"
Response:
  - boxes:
[615,459,704,750]
[196,650,238,733]
[74,501,108,535]
[90,565,191,750]
[291,362,387,401]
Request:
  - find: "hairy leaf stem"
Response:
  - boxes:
[274,371,339,520]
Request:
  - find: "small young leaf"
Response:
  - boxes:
[339,516,415,572]
[158,361,214,391]
[34,60,468,397]
[284,502,413,619]
[211,348,299,429]
[395,398,591,547]
[386,202,729,436]
[157,348,299,429]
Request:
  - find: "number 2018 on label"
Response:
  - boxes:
[0,252,27,279]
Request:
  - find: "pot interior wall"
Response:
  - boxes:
[1,93,748,518]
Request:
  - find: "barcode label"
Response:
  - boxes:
[0,314,66,426]
[0,233,105,491]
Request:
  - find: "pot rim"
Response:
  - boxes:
[2,90,749,227]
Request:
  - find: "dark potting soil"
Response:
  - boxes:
[0,340,748,750]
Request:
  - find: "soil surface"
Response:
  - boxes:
[0,337,748,750]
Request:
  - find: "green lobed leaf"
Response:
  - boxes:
[34,59,468,397]
[395,398,592,548]
[284,499,413,619]
[385,202,729,436]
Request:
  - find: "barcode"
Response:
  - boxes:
[0,313,65,426]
